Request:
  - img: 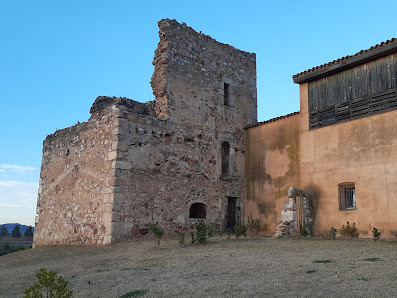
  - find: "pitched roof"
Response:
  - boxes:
[293,38,397,84]
[245,111,300,129]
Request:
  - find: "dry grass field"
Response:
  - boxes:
[1,237,397,297]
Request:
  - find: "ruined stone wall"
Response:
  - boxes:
[151,19,257,128]
[34,18,257,245]
[33,105,118,246]
[112,19,257,239]
[111,104,229,239]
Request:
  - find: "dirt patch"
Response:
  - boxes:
[1,237,397,297]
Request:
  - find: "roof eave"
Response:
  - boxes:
[293,41,397,84]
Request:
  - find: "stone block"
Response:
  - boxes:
[103,235,112,244]
[114,161,132,170]
[108,151,119,161]
[112,202,122,212]
[281,210,294,221]
[102,212,113,223]
[284,199,294,210]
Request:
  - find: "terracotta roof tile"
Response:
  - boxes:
[293,38,397,80]
[245,111,300,129]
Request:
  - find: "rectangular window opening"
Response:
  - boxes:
[221,141,230,175]
[338,183,356,210]
[224,83,230,106]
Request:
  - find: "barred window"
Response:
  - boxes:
[338,183,356,210]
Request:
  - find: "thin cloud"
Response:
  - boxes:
[0,203,35,208]
[0,181,38,226]
[0,164,35,173]
[0,181,38,206]
[0,181,37,188]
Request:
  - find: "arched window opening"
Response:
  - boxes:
[189,203,207,219]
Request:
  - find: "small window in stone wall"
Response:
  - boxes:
[221,141,230,175]
[224,83,230,106]
[189,203,207,219]
[339,183,356,210]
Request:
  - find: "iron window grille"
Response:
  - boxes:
[338,183,356,210]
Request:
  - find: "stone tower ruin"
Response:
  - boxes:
[33,19,257,246]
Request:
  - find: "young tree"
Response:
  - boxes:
[24,268,73,298]
[0,226,8,238]
[12,224,21,238]
[24,226,34,237]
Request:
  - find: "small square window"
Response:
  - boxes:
[339,183,356,210]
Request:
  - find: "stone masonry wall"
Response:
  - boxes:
[34,19,257,245]
[33,105,118,246]
[109,20,257,239]
[152,19,257,128]
[111,104,225,238]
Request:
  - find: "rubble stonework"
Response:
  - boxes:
[274,187,314,237]
[33,19,257,246]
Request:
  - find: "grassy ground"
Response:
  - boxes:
[1,236,396,297]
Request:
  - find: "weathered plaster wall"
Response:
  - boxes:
[246,80,397,238]
[33,105,117,247]
[245,114,300,235]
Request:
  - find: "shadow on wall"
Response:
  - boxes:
[304,185,322,234]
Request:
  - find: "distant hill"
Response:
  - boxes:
[0,223,34,235]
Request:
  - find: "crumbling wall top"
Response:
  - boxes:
[150,18,257,124]
[157,18,255,56]
[90,96,155,116]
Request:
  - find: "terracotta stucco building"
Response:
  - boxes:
[245,38,397,238]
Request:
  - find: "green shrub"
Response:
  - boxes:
[178,232,186,247]
[120,290,148,297]
[0,243,31,256]
[195,221,207,243]
[207,222,215,238]
[372,227,381,242]
[190,232,196,244]
[216,224,223,237]
[339,221,357,237]
[313,260,333,264]
[364,257,381,262]
[149,222,164,247]
[226,228,233,240]
[24,268,73,298]
[247,215,260,237]
[234,225,248,240]
[299,224,308,237]
[330,227,337,239]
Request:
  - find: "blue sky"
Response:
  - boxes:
[1,0,396,226]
